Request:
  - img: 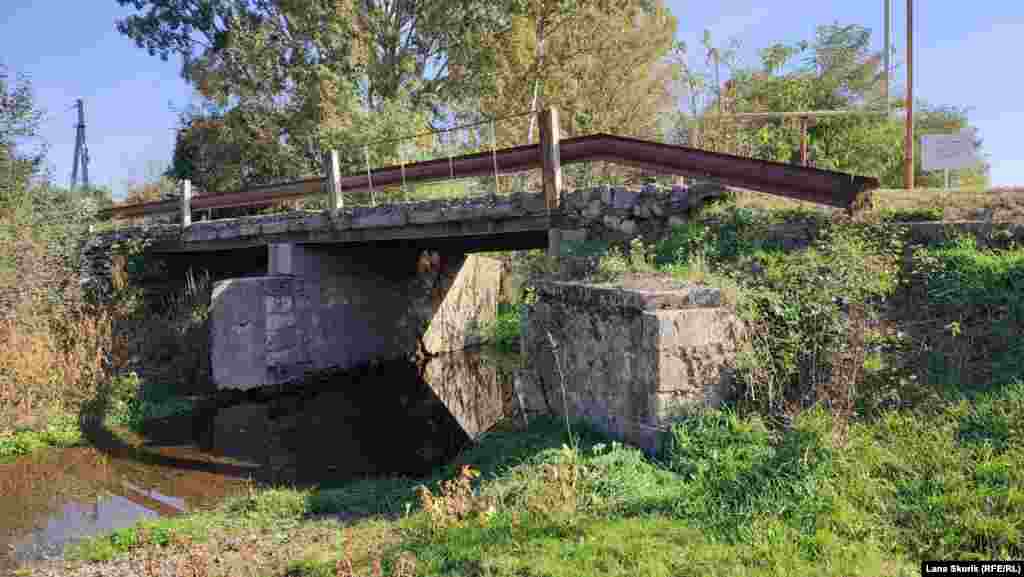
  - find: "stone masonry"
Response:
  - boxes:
[520,280,744,454]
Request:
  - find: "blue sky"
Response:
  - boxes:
[1,1,1021,198]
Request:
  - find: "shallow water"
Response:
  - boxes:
[0,348,518,572]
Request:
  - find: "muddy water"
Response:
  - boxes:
[0,348,518,572]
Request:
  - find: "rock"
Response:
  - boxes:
[603,214,622,230]
[612,188,638,210]
[619,219,638,237]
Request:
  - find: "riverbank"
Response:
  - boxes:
[21,377,1023,577]
[8,191,1024,575]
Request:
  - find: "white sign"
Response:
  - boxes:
[921,129,978,171]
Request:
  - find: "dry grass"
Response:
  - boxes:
[0,225,121,433]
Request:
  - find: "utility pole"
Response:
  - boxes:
[904,0,915,189]
[884,0,891,115]
[70,98,90,193]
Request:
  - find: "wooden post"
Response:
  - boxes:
[324,149,342,210]
[799,117,809,166]
[904,0,915,189]
[539,107,562,211]
[180,179,192,228]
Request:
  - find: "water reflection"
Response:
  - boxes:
[0,347,519,571]
[0,442,256,572]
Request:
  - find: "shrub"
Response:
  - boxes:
[486,303,522,352]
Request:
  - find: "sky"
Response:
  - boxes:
[1,1,1022,199]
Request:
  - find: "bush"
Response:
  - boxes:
[486,303,522,352]
[908,236,1024,393]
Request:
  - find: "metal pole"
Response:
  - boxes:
[71,99,83,191]
[904,0,915,189]
[944,169,949,190]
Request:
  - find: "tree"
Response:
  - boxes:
[0,65,45,207]
[684,23,986,187]
[117,0,524,186]
[480,0,679,143]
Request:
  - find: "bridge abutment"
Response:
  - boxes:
[211,243,502,390]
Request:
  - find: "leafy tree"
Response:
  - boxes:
[680,23,987,187]
[0,65,45,207]
[480,1,679,144]
[117,0,525,192]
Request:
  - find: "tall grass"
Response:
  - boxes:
[0,211,120,437]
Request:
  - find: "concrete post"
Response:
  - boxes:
[547,228,562,260]
[180,179,192,228]
[324,149,342,211]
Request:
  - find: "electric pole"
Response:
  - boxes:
[884,0,891,114]
[71,98,90,193]
[904,0,915,189]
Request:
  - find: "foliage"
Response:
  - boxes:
[670,23,988,188]
[0,72,122,441]
[0,413,83,460]
[906,237,1024,394]
[119,0,524,195]
[485,302,522,352]
[481,0,678,140]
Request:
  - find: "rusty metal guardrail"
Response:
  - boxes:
[99,108,879,223]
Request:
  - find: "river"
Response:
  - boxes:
[0,347,519,573]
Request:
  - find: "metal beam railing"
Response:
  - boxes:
[98,108,879,227]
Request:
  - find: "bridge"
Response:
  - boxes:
[89,109,878,395]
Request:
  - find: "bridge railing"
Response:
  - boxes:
[98,107,878,228]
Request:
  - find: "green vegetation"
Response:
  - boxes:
[65,382,1023,574]
[484,303,523,353]
[0,413,83,460]
[0,70,209,459]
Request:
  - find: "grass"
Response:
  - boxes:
[58,389,1022,576]
[0,412,84,461]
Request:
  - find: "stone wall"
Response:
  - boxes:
[557,182,726,245]
[520,280,744,454]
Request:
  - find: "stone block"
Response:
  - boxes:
[668,215,688,229]
[260,219,290,236]
[521,193,547,213]
[266,312,297,333]
[583,199,603,219]
[351,209,406,228]
[408,209,445,225]
[613,188,638,210]
[265,295,293,314]
[523,281,740,456]
[266,326,298,352]
[216,221,242,240]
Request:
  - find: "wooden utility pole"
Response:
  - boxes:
[180,179,192,228]
[323,149,342,211]
[539,107,562,211]
[884,0,891,114]
[904,0,915,189]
